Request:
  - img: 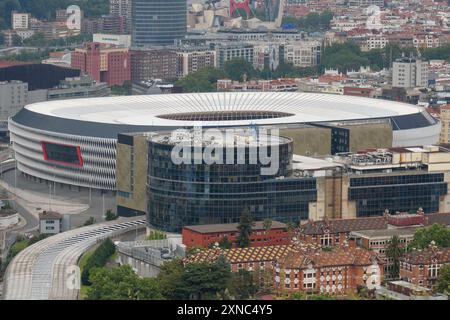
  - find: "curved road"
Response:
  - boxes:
[3,216,146,300]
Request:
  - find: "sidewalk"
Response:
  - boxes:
[0,180,89,217]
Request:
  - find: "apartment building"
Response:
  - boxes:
[176,49,216,78]
[392,57,428,88]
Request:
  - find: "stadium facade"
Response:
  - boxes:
[9,92,440,191]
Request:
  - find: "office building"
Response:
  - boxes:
[71,42,131,86]
[131,0,187,46]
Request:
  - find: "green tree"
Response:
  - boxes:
[104,209,118,221]
[12,34,22,47]
[408,224,450,250]
[421,44,450,62]
[87,265,163,300]
[146,230,167,240]
[224,58,255,81]
[83,216,96,226]
[208,235,233,249]
[263,218,272,241]
[156,259,185,299]
[175,67,226,93]
[385,235,403,279]
[81,238,116,285]
[171,256,232,300]
[236,207,255,248]
[22,32,47,47]
[435,264,450,295]
[228,269,257,299]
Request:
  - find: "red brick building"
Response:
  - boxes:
[183,244,300,288]
[275,245,384,296]
[400,245,450,289]
[298,212,450,248]
[71,42,130,86]
[184,242,383,296]
[182,221,290,249]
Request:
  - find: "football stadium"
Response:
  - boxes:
[8,92,440,190]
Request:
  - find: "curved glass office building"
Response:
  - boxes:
[146,132,317,232]
[132,0,187,46]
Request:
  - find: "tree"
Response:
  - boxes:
[87,265,163,300]
[22,32,47,47]
[435,264,450,295]
[0,33,5,46]
[263,218,272,243]
[104,209,118,221]
[83,216,96,226]
[236,207,255,248]
[12,34,22,47]
[146,230,167,240]
[156,259,185,299]
[175,67,226,93]
[224,58,256,81]
[228,269,257,299]
[170,256,232,300]
[408,224,450,250]
[385,235,403,279]
[81,238,116,285]
[208,235,233,249]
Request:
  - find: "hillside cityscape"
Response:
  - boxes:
[0,0,449,305]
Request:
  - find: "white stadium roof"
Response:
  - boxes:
[24,92,425,127]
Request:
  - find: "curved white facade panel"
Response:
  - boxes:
[8,92,440,190]
[9,120,116,190]
[392,121,441,147]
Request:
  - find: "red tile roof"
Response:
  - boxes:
[401,246,450,265]
[281,246,380,269]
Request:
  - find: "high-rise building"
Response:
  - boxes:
[131,49,178,81]
[101,14,126,34]
[110,0,132,33]
[131,0,187,46]
[71,42,131,86]
[11,12,30,30]
[392,57,428,88]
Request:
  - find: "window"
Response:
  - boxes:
[321,233,331,247]
[428,263,440,278]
